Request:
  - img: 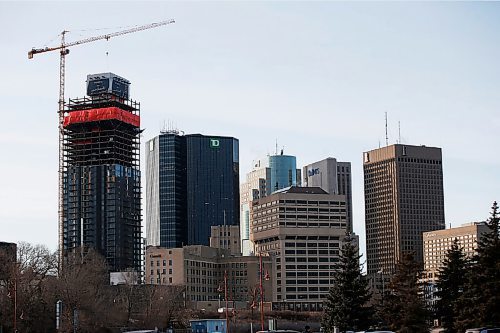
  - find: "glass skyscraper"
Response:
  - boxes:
[146,131,239,248]
[269,154,299,192]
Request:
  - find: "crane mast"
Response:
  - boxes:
[28,19,175,267]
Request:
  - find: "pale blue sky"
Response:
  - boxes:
[1,2,499,260]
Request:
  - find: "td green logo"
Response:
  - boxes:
[210,138,220,148]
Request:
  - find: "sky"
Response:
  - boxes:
[1,1,499,261]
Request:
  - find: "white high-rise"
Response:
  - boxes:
[303,157,353,233]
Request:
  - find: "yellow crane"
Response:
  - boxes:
[28,19,175,263]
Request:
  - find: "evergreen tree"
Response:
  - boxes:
[322,235,373,333]
[456,201,500,329]
[380,252,429,333]
[435,239,468,333]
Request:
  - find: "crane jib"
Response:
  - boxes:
[27,19,175,59]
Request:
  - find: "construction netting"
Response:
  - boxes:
[63,107,140,128]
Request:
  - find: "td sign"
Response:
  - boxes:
[210,138,220,149]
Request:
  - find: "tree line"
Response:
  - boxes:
[322,201,500,333]
[0,245,187,333]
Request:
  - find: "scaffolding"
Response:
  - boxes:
[61,94,142,272]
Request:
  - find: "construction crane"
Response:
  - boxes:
[28,19,175,264]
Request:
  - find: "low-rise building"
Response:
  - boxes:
[422,221,489,308]
[423,222,489,280]
[145,245,272,308]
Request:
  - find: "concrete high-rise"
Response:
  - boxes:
[146,131,239,248]
[62,73,142,273]
[251,186,350,311]
[303,157,353,233]
[363,144,445,276]
[240,153,301,255]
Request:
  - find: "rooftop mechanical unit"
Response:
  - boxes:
[86,72,130,100]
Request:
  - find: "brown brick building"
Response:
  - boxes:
[363,144,445,276]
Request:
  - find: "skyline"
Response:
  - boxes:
[1,2,499,259]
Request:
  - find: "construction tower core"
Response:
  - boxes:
[62,73,141,273]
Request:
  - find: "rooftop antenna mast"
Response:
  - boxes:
[398,121,401,144]
[385,112,389,146]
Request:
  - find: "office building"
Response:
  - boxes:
[303,157,353,233]
[363,144,445,276]
[210,225,241,256]
[145,245,272,308]
[240,153,301,255]
[422,222,488,308]
[146,131,239,248]
[62,73,141,273]
[423,222,488,280]
[251,186,349,311]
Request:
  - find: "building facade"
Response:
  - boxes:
[423,222,488,281]
[145,131,186,248]
[363,144,445,276]
[145,245,272,307]
[422,222,489,309]
[62,73,142,273]
[146,132,239,248]
[251,187,349,311]
[240,153,301,255]
[303,157,353,233]
[210,225,241,256]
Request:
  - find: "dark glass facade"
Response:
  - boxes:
[146,133,239,248]
[186,135,239,245]
[159,134,187,248]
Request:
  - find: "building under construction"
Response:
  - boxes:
[62,73,141,273]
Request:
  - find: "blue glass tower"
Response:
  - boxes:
[269,155,299,192]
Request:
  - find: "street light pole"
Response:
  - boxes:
[13,264,17,333]
[259,254,269,331]
[224,270,230,333]
[259,254,264,331]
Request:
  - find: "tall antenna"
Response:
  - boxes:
[275,139,278,155]
[398,121,401,144]
[385,112,389,146]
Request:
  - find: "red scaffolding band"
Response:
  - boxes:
[63,107,140,128]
